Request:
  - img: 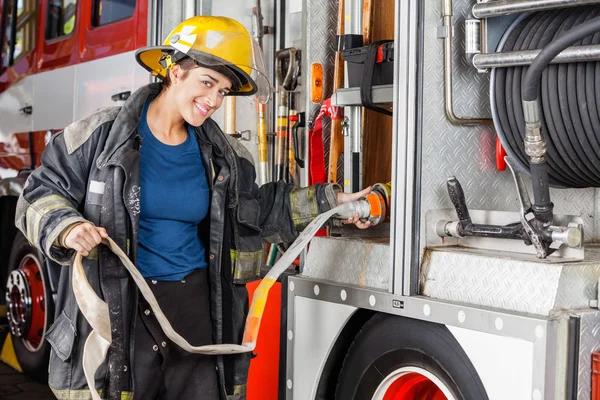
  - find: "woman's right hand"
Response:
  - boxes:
[64,222,109,257]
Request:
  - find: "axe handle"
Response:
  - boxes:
[328,0,345,184]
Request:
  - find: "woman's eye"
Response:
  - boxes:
[203,81,212,87]
[219,90,227,97]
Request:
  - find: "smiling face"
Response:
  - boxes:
[168,64,233,127]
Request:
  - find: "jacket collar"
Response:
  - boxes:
[96,83,240,206]
[195,118,240,207]
[97,83,162,168]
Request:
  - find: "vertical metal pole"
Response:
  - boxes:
[344,0,363,192]
[183,0,196,19]
[391,0,419,296]
[196,0,212,15]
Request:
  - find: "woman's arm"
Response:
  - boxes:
[15,130,96,264]
[255,181,371,244]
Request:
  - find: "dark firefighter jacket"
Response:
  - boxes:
[15,83,340,400]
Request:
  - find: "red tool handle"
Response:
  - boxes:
[496,136,507,171]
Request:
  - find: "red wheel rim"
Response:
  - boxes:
[6,255,47,351]
[382,372,448,400]
[373,367,454,400]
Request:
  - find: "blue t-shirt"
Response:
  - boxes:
[137,100,210,280]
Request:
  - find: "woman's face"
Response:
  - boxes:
[170,65,233,127]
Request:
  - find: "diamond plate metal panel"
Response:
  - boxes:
[421,247,600,316]
[303,0,337,121]
[577,310,600,399]
[302,0,337,177]
[419,0,598,249]
[303,236,390,289]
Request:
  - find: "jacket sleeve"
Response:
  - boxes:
[224,129,341,244]
[255,181,341,244]
[15,132,91,265]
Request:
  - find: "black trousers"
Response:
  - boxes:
[133,268,220,400]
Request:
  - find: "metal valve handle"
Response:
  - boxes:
[436,157,583,258]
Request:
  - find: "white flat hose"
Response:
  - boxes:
[72,203,354,399]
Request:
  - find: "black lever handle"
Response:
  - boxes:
[19,105,32,115]
[447,176,471,225]
[111,91,131,102]
[291,112,305,169]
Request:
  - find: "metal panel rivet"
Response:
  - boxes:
[340,290,347,301]
[287,379,293,389]
[289,281,295,291]
[314,285,320,296]
[535,325,544,338]
[532,389,542,400]
[458,310,466,323]
[423,304,431,316]
[495,317,504,330]
[288,330,293,340]
[369,295,376,306]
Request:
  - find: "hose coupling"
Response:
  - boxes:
[524,127,546,159]
[334,183,391,226]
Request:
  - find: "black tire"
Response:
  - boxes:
[0,196,18,301]
[335,314,489,400]
[6,232,54,382]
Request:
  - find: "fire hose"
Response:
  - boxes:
[73,186,389,400]
[494,5,600,188]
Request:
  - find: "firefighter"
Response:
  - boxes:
[15,16,369,400]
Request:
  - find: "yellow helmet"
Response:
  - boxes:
[135,16,270,103]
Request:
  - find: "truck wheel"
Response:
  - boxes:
[335,314,488,400]
[5,232,53,382]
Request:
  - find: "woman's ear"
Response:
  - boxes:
[170,65,184,84]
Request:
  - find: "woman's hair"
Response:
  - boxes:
[161,56,244,91]
[161,58,198,90]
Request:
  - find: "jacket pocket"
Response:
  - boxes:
[233,196,263,284]
[46,311,76,362]
[237,195,260,231]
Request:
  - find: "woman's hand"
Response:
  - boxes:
[336,186,372,229]
[63,222,109,257]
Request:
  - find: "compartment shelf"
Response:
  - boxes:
[331,84,394,107]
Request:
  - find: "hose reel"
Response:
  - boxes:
[439,5,600,257]
[492,5,600,188]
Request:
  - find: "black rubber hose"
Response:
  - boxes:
[506,13,540,158]
[527,8,600,213]
[523,11,600,101]
[495,18,531,168]
[563,11,600,178]
[494,6,600,189]
[530,162,553,223]
[541,8,597,186]
[549,9,600,183]
[514,10,578,185]
[584,32,600,147]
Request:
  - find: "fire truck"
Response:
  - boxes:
[3,0,600,399]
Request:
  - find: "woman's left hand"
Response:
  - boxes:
[336,187,372,229]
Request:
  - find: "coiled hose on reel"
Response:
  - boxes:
[493,6,600,188]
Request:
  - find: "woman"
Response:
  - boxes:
[15,16,369,400]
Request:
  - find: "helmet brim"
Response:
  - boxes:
[135,46,258,97]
